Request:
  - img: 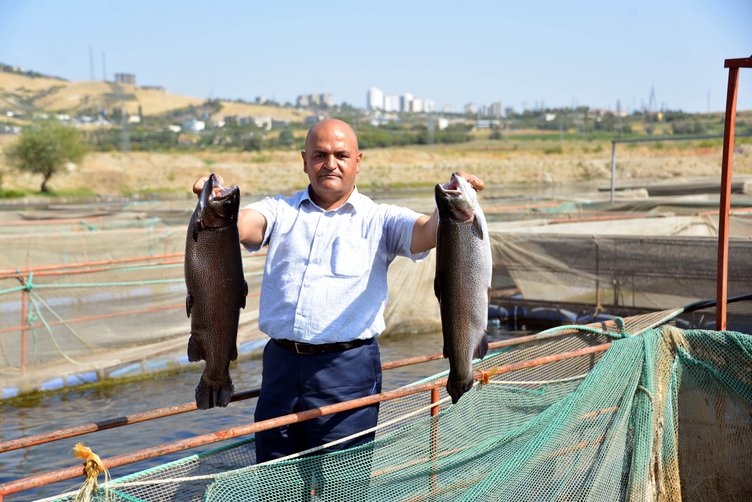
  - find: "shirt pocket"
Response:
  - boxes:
[331,235,371,277]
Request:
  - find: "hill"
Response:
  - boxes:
[0,68,307,124]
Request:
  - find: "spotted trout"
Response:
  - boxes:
[434,173,492,404]
[185,173,247,409]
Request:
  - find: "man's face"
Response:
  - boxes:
[302,121,362,209]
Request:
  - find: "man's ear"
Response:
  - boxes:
[355,152,363,174]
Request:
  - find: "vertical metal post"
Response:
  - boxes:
[717,57,751,329]
[610,140,617,203]
[20,277,28,375]
[429,388,440,495]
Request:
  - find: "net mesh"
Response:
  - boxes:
[0,200,441,383]
[49,323,752,501]
[3,203,750,385]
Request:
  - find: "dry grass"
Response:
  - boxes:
[2,138,750,199]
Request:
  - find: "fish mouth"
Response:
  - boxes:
[212,185,239,201]
[198,174,240,228]
[204,174,239,204]
[436,172,463,194]
[435,173,475,222]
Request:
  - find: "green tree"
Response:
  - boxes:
[5,120,89,192]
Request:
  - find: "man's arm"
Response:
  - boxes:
[411,210,439,254]
[238,207,267,249]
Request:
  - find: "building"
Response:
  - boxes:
[114,73,136,85]
[367,87,384,110]
[384,95,400,112]
[400,93,413,113]
[489,101,503,118]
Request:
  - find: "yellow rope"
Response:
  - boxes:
[72,442,110,502]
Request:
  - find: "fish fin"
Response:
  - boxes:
[240,280,248,310]
[472,215,484,240]
[473,333,489,360]
[187,335,204,362]
[195,378,234,409]
[185,293,192,318]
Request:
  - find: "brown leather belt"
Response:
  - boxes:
[273,337,371,355]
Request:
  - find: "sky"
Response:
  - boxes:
[0,0,750,114]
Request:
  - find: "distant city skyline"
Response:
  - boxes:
[1,1,750,113]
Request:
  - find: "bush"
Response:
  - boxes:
[5,120,88,192]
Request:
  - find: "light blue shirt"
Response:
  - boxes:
[245,186,429,344]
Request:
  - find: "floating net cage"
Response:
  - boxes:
[44,316,752,501]
[3,206,752,382]
[0,201,440,384]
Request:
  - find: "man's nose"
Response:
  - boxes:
[323,155,336,169]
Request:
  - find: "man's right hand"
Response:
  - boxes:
[192,175,225,197]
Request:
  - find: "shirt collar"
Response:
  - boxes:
[299,185,367,213]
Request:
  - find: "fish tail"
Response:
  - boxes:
[195,378,234,409]
[446,377,474,405]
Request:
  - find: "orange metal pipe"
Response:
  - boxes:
[0,302,185,335]
[0,253,184,280]
[717,64,739,330]
[381,328,586,371]
[478,343,611,382]
[717,56,752,329]
[0,388,260,454]
[430,388,440,418]
[20,285,28,375]
[23,259,185,279]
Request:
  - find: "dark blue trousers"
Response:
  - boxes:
[254,337,382,463]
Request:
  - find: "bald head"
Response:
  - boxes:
[305,119,359,152]
[301,119,363,210]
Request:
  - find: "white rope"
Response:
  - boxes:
[484,373,589,386]
[261,394,453,466]
[49,394,453,493]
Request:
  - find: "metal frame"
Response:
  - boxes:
[717,56,752,329]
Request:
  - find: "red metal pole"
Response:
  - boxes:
[430,388,440,417]
[20,283,28,375]
[430,387,440,495]
[717,57,752,329]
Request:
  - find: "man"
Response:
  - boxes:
[193,119,484,464]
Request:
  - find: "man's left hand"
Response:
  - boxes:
[455,170,485,191]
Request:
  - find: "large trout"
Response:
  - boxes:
[185,174,247,409]
[434,173,492,404]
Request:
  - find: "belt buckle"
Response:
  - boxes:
[293,341,312,355]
